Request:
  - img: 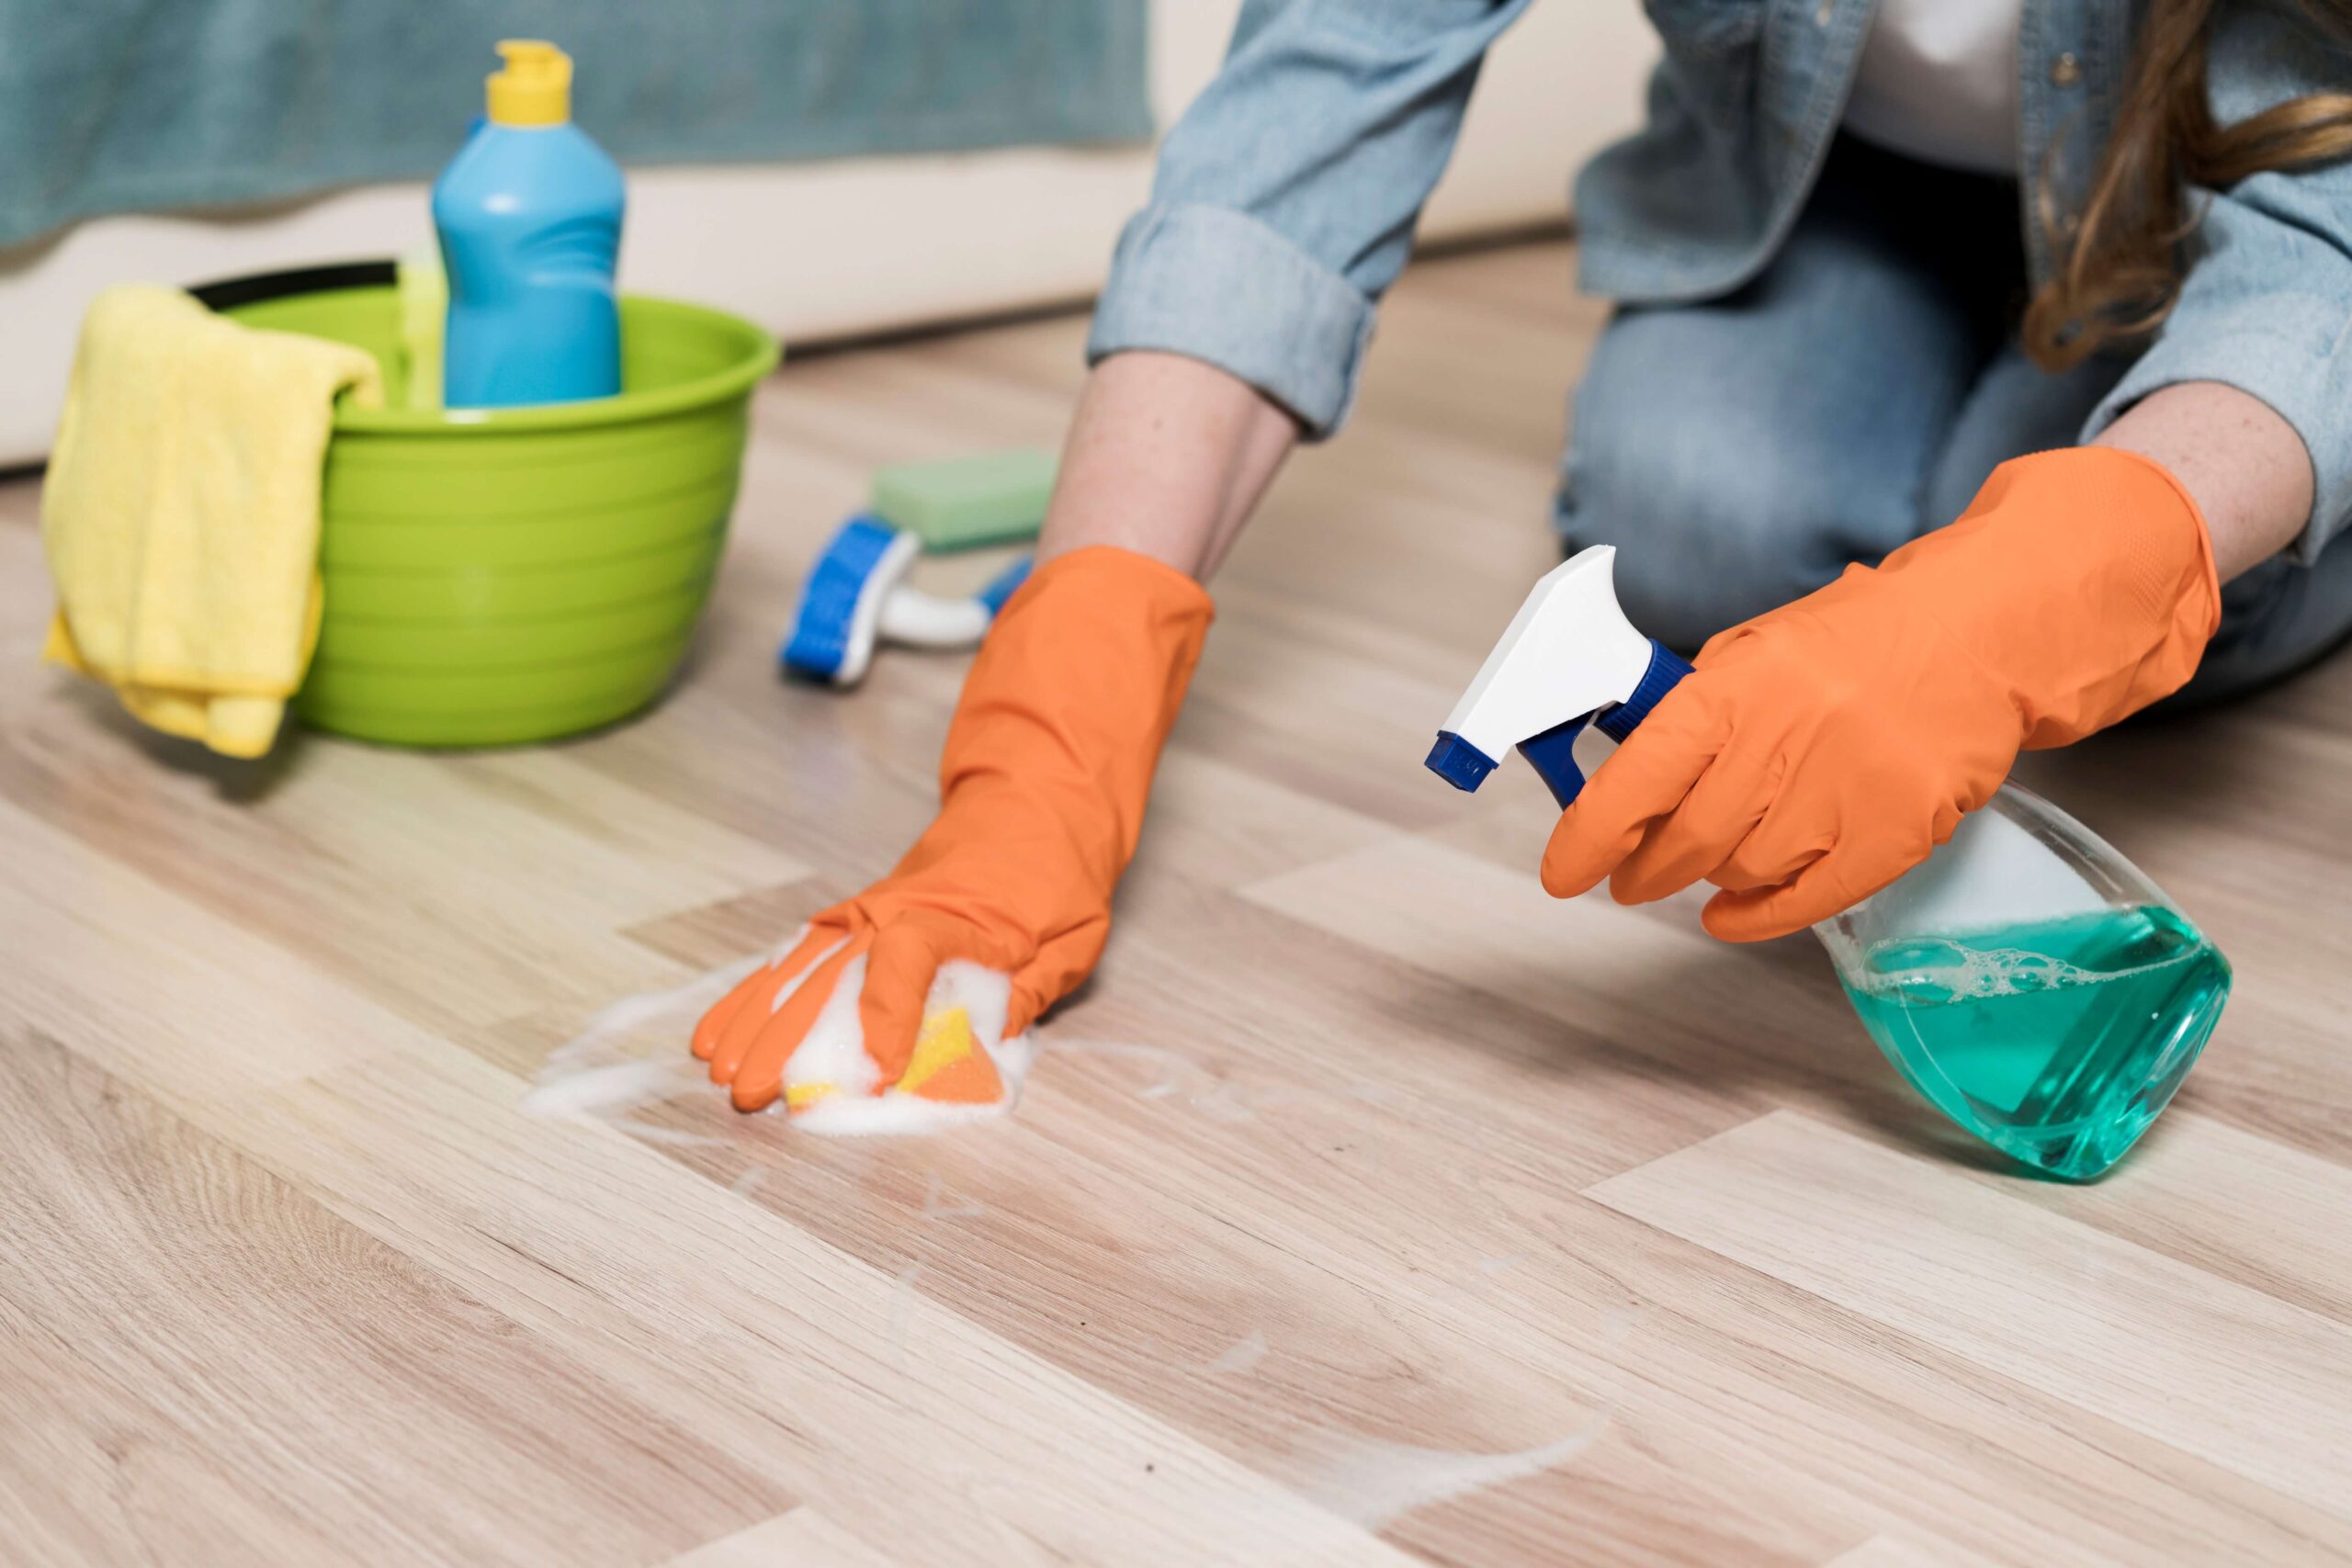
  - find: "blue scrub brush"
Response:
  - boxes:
[781,515,1034,687]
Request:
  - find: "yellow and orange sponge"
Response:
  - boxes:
[781,963,1035,1136]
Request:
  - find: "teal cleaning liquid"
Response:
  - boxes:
[1839,905,2230,1180]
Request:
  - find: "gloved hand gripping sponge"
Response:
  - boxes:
[728,934,1039,1134]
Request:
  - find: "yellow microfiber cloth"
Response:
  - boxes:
[40,284,382,758]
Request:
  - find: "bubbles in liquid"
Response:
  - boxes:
[1861,930,2193,1006]
[1838,906,2231,1179]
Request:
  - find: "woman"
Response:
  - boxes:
[695,0,2352,1113]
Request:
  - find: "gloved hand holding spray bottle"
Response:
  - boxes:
[1430,448,2233,1180]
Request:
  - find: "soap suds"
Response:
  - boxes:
[521,957,765,1139]
[1047,1037,1196,1097]
[784,957,1035,1135]
[1274,1308,1627,1528]
[783,950,882,1100]
[770,931,849,1010]
[520,1055,704,1122]
[520,962,760,1145]
[1205,1328,1269,1375]
[1045,1035,1273,1122]
[921,1172,987,1221]
[524,944,1036,1139]
[1288,1416,1610,1529]
[1189,1080,1260,1124]
[571,957,758,1041]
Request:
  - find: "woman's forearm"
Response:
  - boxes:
[2095,381,2313,581]
[1037,351,1302,581]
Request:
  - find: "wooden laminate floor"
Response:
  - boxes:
[4,243,2349,1566]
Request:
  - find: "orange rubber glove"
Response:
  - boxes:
[1542,447,2221,941]
[694,546,1212,1111]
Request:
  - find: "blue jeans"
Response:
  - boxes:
[1555,139,2352,703]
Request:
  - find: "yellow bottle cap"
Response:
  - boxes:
[486,39,571,127]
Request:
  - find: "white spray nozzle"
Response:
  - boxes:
[1427,546,1658,791]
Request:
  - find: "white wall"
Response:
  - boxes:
[0,3,1654,464]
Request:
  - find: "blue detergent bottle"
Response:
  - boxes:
[434,40,625,408]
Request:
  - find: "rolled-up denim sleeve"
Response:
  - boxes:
[1089,0,1534,437]
[2083,6,2352,565]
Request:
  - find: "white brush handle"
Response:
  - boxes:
[878,589,991,649]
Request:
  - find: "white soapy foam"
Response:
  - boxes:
[1187,1080,1260,1124]
[521,957,765,1137]
[1271,1310,1627,1529]
[1288,1416,1610,1530]
[523,946,1035,1140]
[934,959,1012,1043]
[1205,1328,1270,1375]
[1042,1035,1272,1122]
[783,952,882,1099]
[1860,933,2197,1004]
[1045,1037,1195,1095]
[778,958,1034,1136]
[921,1172,987,1221]
[793,1034,1038,1136]
[520,1055,705,1122]
[768,928,849,1011]
[571,953,763,1043]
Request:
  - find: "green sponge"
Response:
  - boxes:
[870,448,1057,551]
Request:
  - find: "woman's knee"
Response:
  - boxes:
[1555,423,1860,650]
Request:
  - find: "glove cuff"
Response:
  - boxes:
[928,544,1214,878]
[998,544,1216,630]
[1884,446,2221,745]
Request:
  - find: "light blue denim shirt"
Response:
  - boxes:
[1089,0,2352,558]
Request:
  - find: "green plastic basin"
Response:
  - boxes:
[223,283,777,747]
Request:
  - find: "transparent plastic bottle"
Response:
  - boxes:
[1815,784,2231,1180]
[1428,547,2233,1184]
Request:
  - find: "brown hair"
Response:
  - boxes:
[2022,0,2352,369]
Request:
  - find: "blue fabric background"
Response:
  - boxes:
[0,0,1152,245]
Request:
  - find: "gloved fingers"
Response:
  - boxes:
[1710,801,1838,894]
[1693,618,1766,667]
[1541,684,1726,899]
[1006,919,1112,1037]
[1608,739,1783,906]
[691,970,764,1064]
[723,933,873,1112]
[691,924,842,1061]
[1004,978,1052,1042]
[709,931,864,1093]
[1702,841,1907,942]
[857,923,947,1089]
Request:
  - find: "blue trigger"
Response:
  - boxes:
[1515,639,1694,808]
[1518,713,1591,807]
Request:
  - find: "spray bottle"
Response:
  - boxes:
[1429,547,2231,1180]
[434,40,625,409]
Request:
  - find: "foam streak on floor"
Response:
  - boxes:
[3,243,2350,1566]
